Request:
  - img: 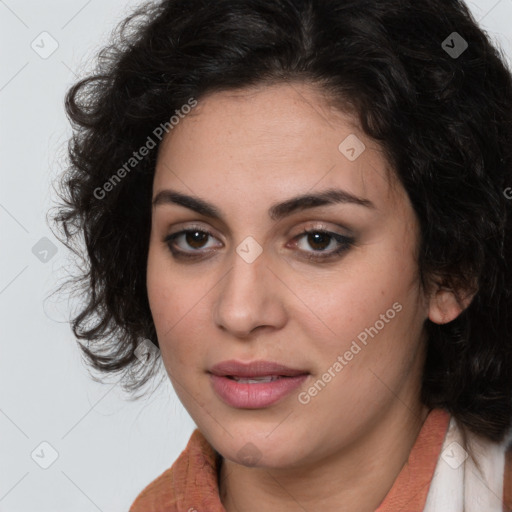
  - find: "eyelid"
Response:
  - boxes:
[167,222,217,236]
[290,221,352,237]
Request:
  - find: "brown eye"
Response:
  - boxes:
[164,227,220,258]
[293,229,355,262]
[163,226,355,263]
[182,230,209,249]
[304,231,331,251]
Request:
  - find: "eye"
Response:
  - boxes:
[292,228,354,261]
[163,225,355,262]
[164,226,220,258]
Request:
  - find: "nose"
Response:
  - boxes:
[212,248,287,339]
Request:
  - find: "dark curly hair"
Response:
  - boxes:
[50,0,512,445]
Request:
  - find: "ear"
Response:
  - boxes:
[427,284,477,325]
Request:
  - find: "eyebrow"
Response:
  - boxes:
[152,187,376,222]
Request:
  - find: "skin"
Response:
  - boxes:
[146,82,466,512]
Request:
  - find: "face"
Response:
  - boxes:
[147,82,430,469]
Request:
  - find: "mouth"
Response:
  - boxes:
[209,359,309,379]
[208,360,310,408]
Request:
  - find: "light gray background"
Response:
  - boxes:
[1,1,511,511]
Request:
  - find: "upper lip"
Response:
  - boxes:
[209,360,309,378]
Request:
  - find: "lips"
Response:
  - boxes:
[209,359,309,378]
[208,360,310,408]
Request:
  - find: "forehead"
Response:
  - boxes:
[153,83,400,213]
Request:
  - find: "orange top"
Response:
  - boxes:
[129,408,511,511]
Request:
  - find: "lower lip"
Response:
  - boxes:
[209,374,309,409]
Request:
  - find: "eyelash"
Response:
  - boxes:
[163,225,355,262]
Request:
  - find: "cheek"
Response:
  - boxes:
[146,248,170,329]
[147,242,191,327]
[146,251,210,369]
[303,249,418,344]
[147,248,184,353]
[289,252,424,395]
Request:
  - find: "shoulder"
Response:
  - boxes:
[426,416,512,512]
[128,428,220,512]
[129,465,177,512]
[466,427,512,512]
[128,429,200,512]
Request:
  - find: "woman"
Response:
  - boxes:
[52,0,512,510]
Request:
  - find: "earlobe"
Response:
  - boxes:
[428,287,476,325]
